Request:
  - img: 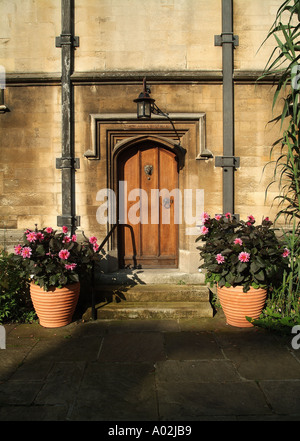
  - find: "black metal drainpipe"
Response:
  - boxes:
[56,0,80,234]
[215,0,240,218]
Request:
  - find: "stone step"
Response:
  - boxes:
[95,269,205,286]
[94,284,209,303]
[82,282,213,320]
[83,269,212,321]
[83,301,213,320]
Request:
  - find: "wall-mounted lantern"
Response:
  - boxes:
[0,66,8,114]
[134,77,155,119]
[0,89,9,113]
[134,77,181,145]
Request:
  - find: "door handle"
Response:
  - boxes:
[163,197,173,209]
[144,164,153,180]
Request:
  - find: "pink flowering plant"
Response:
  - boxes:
[13,225,100,291]
[197,213,289,292]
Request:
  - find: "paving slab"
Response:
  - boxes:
[157,381,272,420]
[69,362,158,421]
[155,359,239,383]
[10,359,53,381]
[0,338,37,381]
[0,405,68,422]
[25,335,102,362]
[0,380,43,406]
[259,380,300,415]
[215,331,300,380]
[98,319,181,333]
[164,331,223,360]
[98,332,166,362]
[1,313,300,422]
[35,361,86,405]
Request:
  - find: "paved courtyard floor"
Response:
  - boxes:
[1,310,300,422]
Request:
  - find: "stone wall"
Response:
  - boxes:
[0,0,60,73]
[0,0,286,260]
[74,0,222,72]
[0,0,280,74]
[0,85,61,248]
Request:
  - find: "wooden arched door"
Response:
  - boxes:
[118,141,179,268]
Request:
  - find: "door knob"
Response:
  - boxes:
[163,197,173,209]
[144,164,153,180]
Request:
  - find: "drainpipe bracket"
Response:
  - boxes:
[57,215,81,228]
[214,33,239,47]
[55,34,79,48]
[215,156,240,169]
[56,157,80,170]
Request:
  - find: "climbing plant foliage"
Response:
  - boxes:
[259,0,300,228]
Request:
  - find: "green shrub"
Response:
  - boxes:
[249,220,300,332]
[259,0,300,228]
[0,251,36,324]
[251,0,300,334]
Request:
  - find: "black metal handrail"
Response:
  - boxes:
[90,222,118,320]
[90,222,137,320]
[97,223,118,252]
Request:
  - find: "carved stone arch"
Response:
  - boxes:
[115,135,181,268]
[112,135,186,170]
[87,116,207,273]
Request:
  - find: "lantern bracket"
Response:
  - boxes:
[134,77,181,145]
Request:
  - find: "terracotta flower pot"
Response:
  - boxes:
[217,285,267,328]
[30,282,80,328]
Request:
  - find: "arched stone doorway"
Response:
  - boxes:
[88,115,208,274]
[114,136,184,268]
